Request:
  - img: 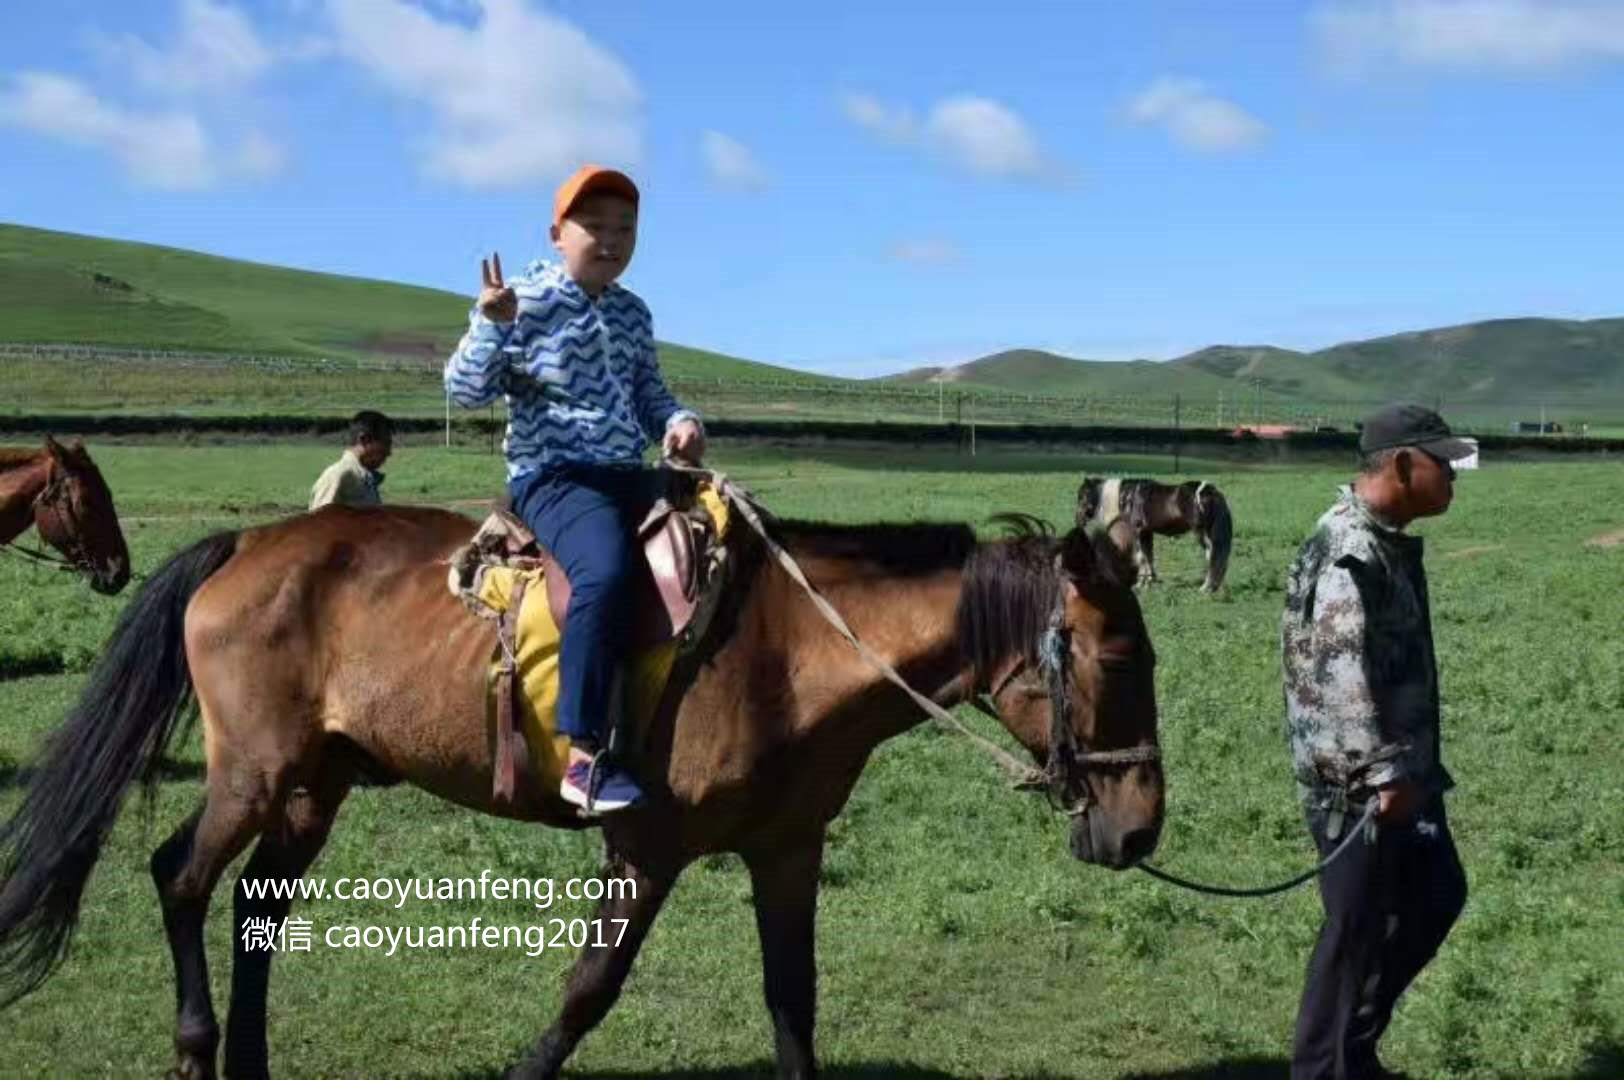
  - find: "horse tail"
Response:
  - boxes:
[1199,487,1233,592]
[1192,481,1211,526]
[0,530,239,1006]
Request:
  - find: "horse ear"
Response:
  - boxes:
[1058,526,1096,581]
[43,434,66,463]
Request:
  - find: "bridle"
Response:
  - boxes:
[970,596,1161,818]
[659,458,1159,819]
[1,463,99,579]
[668,460,1361,896]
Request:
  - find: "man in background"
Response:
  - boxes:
[310,410,393,510]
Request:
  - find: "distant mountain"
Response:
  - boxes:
[882,318,1624,402]
[1277,317,1624,402]
[6,222,1622,405]
[884,348,1267,399]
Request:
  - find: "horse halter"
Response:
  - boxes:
[16,464,97,577]
[979,597,1161,817]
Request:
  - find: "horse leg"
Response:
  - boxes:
[507,848,682,1080]
[222,762,352,1080]
[1136,531,1157,586]
[744,834,824,1079]
[151,768,275,1080]
[1199,533,1218,592]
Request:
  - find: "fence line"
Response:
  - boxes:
[5,343,1621,436]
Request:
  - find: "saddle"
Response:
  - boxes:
[448,472,733,806]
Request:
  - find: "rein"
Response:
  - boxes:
[1135,801,1380,897]
[668,461,1344,897]
[667,460,1159,811]
[1,470,92,575]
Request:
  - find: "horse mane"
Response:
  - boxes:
[772,513,1122,680]
[953,513,1125,682]
[0,448,44,470]
[776,519,978,575]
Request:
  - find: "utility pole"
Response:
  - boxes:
[1173,393,1182,474]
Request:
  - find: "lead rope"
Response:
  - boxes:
[0,540,80,571]
[661,459,1045,789]
[1136,802,1380,897]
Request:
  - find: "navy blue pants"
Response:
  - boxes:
[508,463,661,744]
[1291,797,1467,1080]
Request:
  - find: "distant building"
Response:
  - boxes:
[1512,420,1563,434]
[1231,424,1300,439]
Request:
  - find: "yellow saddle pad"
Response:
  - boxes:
[470,484,730,793]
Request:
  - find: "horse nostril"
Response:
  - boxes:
[1120,826,1159,866]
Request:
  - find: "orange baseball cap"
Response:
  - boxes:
[552,165,639,229]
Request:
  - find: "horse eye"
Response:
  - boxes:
[1097,635,1148,670]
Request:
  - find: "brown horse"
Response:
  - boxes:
[0,495,1162,1079]
[0,435,131,594]
[1076,476,1233,593]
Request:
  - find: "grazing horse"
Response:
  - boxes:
[0,498,1162,1079]
[1076,477,1233,593]
[0,435,131,594]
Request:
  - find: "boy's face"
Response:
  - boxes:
[551,192,637,293]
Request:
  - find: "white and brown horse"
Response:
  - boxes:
[1076,477,1232,592]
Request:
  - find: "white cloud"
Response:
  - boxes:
[0,71,280,189]
[840,93,916,142]
[841,90,1064,181]
[887,238,962,266]
[701,131,770,191]
[1313,0,1624,73]
[1126,77,1269,153]
[94,0,274,96]
[325,0,641,188]
[926,96,1048,178]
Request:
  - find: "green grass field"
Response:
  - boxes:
[1,440,1621,1078]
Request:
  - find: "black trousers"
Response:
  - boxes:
[1290,797,1467,1080]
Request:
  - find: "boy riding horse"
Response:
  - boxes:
[444,165,705,815]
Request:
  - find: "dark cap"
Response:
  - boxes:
[1358,403,1474,461]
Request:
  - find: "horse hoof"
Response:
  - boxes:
[165,1059,216,1080]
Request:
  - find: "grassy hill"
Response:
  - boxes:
[1295,317,1624,402]
[7,223,1624,430]
[888,320,1624,408]
[0,223,828,384]
[885,348,1285,400]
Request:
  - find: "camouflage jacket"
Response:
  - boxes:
[1281,486,1453,808]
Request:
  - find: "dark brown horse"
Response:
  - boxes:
[1076,476,1233,593]
[0,497,1162,1079]
[0,435,131,594]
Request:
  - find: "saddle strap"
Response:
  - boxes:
[492,574,530,803]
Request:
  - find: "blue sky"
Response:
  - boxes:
[4,0,1624,376]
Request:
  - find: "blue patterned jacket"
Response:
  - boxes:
[443,261,700,479]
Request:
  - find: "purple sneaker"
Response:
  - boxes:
[560,753,646,813]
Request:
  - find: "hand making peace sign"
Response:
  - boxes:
[477,252,518,323]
